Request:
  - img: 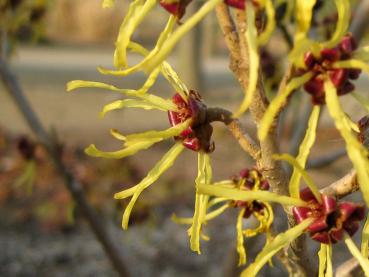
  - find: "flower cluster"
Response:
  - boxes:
[68,0,369,276]
[168,91,214,152]
[300,34,361,105]
[293,188,365,244]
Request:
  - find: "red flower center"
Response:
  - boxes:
[300,34,361,105]
[293,187,365,244]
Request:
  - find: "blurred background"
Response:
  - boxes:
[1,1,369,276]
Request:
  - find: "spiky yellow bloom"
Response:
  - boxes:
[173,168,275,263]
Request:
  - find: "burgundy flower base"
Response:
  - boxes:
[293,188,365,244]
[300,34,361,105]
[168,91,214,152]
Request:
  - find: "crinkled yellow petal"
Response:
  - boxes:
[85,139,161,159]
[233,2,259,118]
[198,184,307,207]
[344,233,369,276]
[142,0,223,73]
[241,218,314,277]
[171,203,229,225]
[237,208,247,266]
[324,80,369,207]
[190,152,212,254]
[362,214,369,258]
[67,80,138,97]
[207,197,229,209]
[257,0,275,46]
[333,59,369,76]
[318,244,328,277]
[295,0,316,39]
[124,119,191,146]
[101,15,176,76]
[343,113,360,133]
[326,244,333,277]
[102,0,115,8]
[321,0,350,49]
[289,106,320,199]
[353,46,369,62]
[113,0,156,69]
[110,129,126,141]
[100,99,171,117]
[128,42,189,100]
[118,143,185,229]
[258,72,314,141]
[274,153,322,203]
[67,80,178,111]
[352,92,369,113]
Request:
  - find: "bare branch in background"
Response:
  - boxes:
[320,169,359,199]
[0,58,130,277]
[351,0,369,41]
[336,257,365,277]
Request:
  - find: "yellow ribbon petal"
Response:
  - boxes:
[100,99,171,117]
[236,208,247,266]
[274,153,322,203]
[324,79,369,207]
[257,0,276,46]
[124,119,191,146]
[321,0,350,49]
[142,0,223,73]
[118,142,185,229]
[361,214,369,258]
[101,14,176,76]
[258,72,314,141]
[344,234,369,276]
[198,184,308,207]
[333,59,369,76]
[289,106,320,199]
[85,139,161,159]
[190,152,212,254]
[233,1,259,117]
[241,218,314,277]
[113,0,156,69]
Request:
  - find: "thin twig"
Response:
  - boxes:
[320,169,359,199]
[206,107,261,160]
[306,148,346,169]
[0,58,130,277]
[336,257,365,277]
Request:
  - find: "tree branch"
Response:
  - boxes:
[320,169,359,199]
[336,257,365,277]
[206,107,261,160]
[0,58,130,277]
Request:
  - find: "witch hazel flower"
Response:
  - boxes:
[300,34,361,105]
[233,152,369,277]
[98,0,222,79]
[168,91,214,152]
[174,167,283,264]
[293,187,365,244]
[258,0,369,208]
